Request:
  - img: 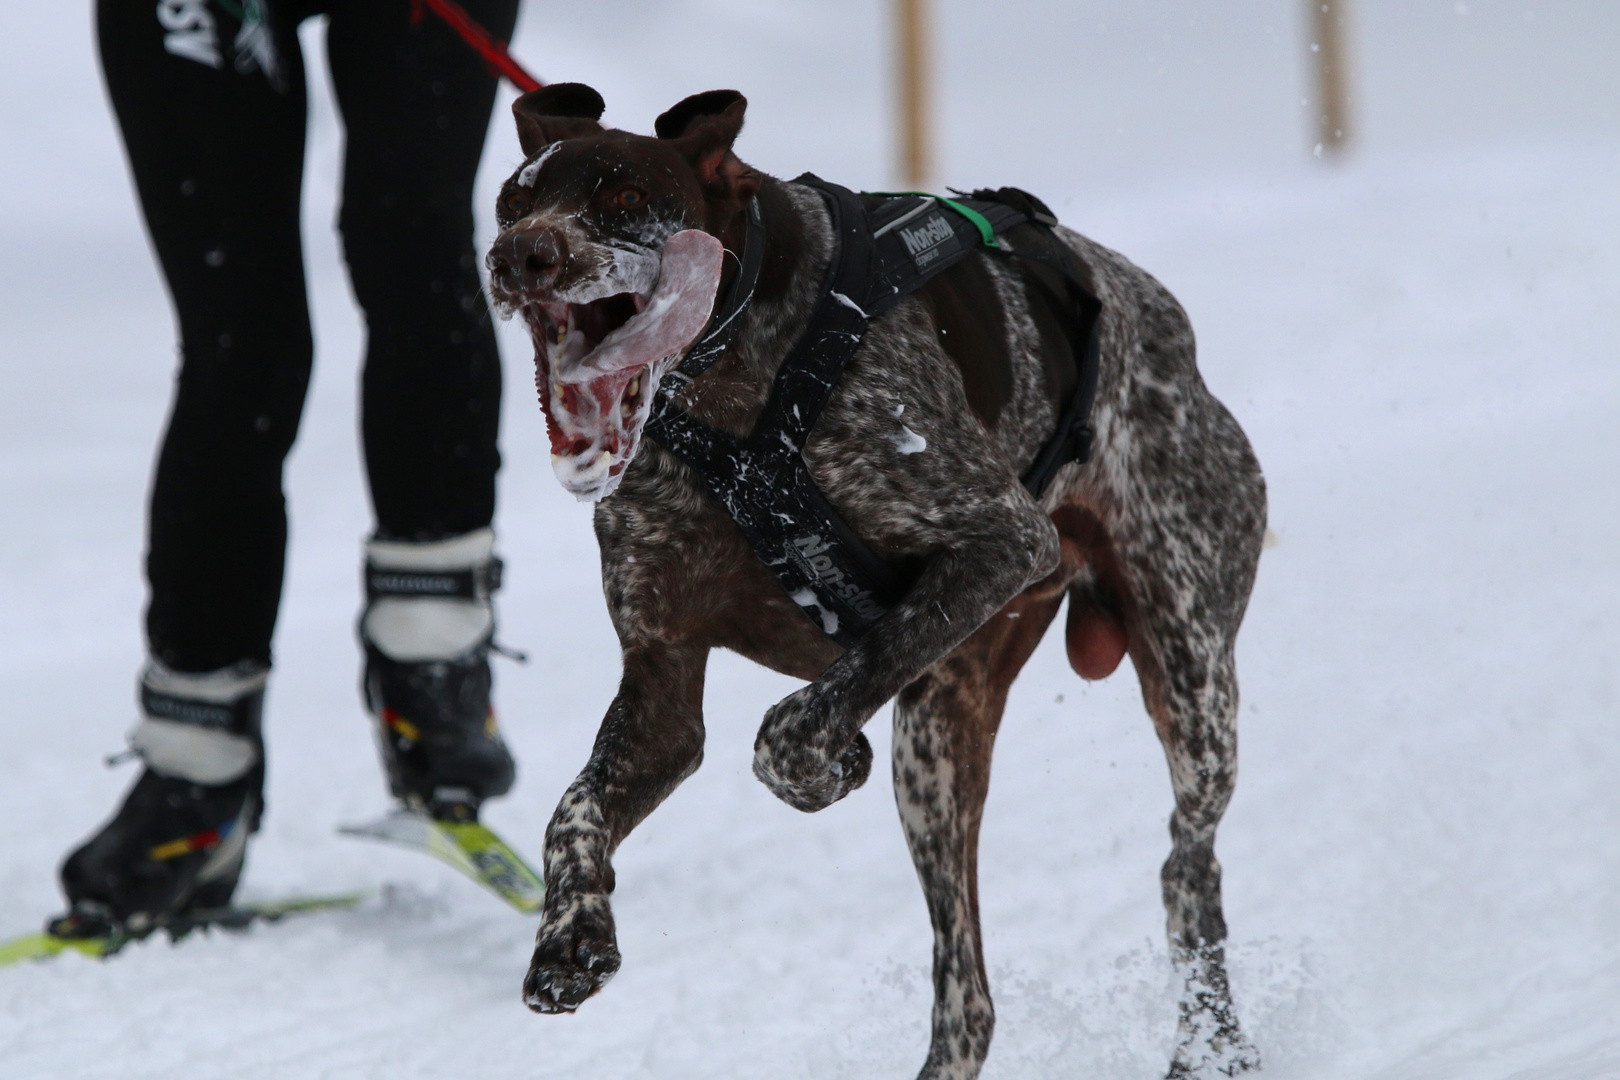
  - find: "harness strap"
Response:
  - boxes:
[870,190,1005,250]
[757,179,875,446]
[664,200,767,390]
[645,181,908,647]
[864,187,1102,495]
[1019,324,1099,496]
[957,192,1103,497]
[645,176,1102,647]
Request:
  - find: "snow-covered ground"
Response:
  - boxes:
[1,3,1616,1078]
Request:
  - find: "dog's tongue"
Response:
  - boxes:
[562,229,725,382]
[546,228,725,502]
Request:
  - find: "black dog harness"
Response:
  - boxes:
[645,175,1101,648]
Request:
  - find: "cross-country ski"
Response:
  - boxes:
[339,810,544,913]
[0,892,368,967]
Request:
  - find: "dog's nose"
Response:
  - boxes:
[488,224,568,289]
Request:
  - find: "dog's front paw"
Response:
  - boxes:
[753,690,873,812]
[523,894,621,1014]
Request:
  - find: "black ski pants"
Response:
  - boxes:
[98,0,521,673]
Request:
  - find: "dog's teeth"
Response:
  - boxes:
[596,450,612,468]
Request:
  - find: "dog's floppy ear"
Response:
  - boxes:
[654,89,744,139]
[657,90,758,203]
[512,83,605,158]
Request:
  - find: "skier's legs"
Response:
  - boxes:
[326,0,521,818]
[326,0,516,541]
[101,0,314,673]
[57,0,314,931]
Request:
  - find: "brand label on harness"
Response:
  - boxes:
[899,211,961,271]
[791,535,888,621]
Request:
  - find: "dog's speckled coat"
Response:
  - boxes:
[487,85,1265,1080]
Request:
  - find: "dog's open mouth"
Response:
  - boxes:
[516,230,724,501]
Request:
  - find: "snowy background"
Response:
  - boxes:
[2,1,1617,1077]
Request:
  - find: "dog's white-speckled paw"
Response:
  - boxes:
[752,706,873,813]
[523,897,621,1014]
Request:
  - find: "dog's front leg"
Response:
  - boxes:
[524,640,708,1013]
[754,498,1059,813]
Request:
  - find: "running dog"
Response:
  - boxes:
[486,83,1266,1080]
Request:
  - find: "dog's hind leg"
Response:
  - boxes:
[892,587,1065,1080]
[523,641,708,1014]
[1121,532,1263,1077]
[1072,266,1267,1075]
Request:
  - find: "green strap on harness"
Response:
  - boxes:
[931,196,1002,249]
[869,190,1004,250]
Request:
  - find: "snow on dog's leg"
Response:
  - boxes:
[524,642,708,1013]
[892,589,1064,1080]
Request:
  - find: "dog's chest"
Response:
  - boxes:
[595,448,841,675]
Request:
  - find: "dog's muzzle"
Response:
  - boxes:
[489,227,724,502]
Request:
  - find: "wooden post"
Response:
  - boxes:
[1311,0,1351,156]
[896,0,933,187]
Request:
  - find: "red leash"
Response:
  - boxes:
[412,0,542,92]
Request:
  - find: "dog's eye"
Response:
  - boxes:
[502,189,529,218]
[616,188,645,209]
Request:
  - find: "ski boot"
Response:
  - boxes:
[360,528,514,823]
[53,662,267,940]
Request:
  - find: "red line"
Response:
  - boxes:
[418,0,542,93]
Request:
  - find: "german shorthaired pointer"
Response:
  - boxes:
[486,83,1266,1080]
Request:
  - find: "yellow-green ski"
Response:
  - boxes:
[0,891,369,968]
[338,810,544,913]
[0,932,117,965]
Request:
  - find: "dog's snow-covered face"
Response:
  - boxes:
[487,85,757,501]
